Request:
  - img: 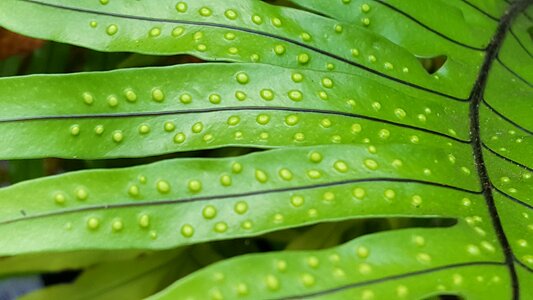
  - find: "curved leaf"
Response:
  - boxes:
[149,228,509,300]
[288,0,499,51]
[0,0,531,299]
[0,0,479,97]
[20,249,190,300]
[0,63,469,159]
[0,143,483,255]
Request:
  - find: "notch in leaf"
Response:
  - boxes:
[417,55,448,75]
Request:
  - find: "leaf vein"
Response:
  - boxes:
[496,56,533,87]
[0,106,470,143]
[482,99,533,135]
[373,0,486,50]
[1,178,482,226]
[19,0,468,101]
[274,261,506,299]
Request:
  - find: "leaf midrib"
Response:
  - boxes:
[374,0,489,50]
[276,261,506,300]
[2,177,481,226]
[0,105,470,144]
[1,0,529,298]
[19,0,469,101]
[468,0,530,299]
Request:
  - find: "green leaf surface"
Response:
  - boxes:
[0,143,485,254]
[0,63,470,159]
[20,249,191,300]
[0,0,482,98]
[150,228,510,300]
[0,0,531,299]
[288,0,499,50]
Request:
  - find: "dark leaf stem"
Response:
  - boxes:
[469,0,531,299]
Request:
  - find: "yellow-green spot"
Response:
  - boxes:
[288,90,303,101]
[75,188,88,201]
[192,122,204,133]
[112,220,123,232]
[274,45,286,55]
[290,195,304,207]
[87,217,100,230]
[156,180,170,194]
[255,170,268,183]
[265,275,280,290]
[188,180,202,193]
[334,160,349,172]
[181,224,194,237]
[82,92,94,105]
[152,88,165,102]
[279,168,293,180]
[107,95,119,107]
[225,9,238,20]
[209,93,221,104]
[298,53,310,64]
[54,193,66,205]
[124,89,137,102]
[364,159,378,170]
[179,93,192,104]
[232,162,243,173]
[199,7,212,17]
[138,214,150,228]
[138,124,151,135]
[175,2,187,13]
[202,205,217,219]
[260,89,274,101]
[220,175,232,186]
[70,125,80,136]
[112,130,124,143]
[106,24,118,36]
[234,201,248,214]
[214,222,228,233]
[174,132,186,144]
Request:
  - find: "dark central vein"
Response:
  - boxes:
[19,0,468,101]
[275,261,506,300]
[0,106,470,143]
[468,1,530,299]
[374,0,487,50]
[1,178,481,226]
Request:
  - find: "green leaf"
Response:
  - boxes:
[149,228,510,300]
[0,0,481,97]
[20,249,192,300]
[0,0,531,299]
[0,143,484,254]
[288,0,498,50]
[0,63,469,159]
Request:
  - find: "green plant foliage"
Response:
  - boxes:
[0,63,471,159]
[0,144,484,254]
[20,249,193,300]
[0,250,148,277]
[0,0,531,299]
